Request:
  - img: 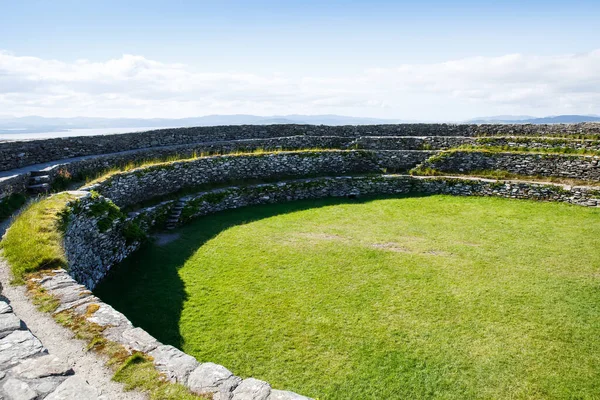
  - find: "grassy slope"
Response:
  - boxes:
[0,193,76,282]
[95,195,600,399]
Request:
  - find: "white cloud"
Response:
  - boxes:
[0,50,599,120]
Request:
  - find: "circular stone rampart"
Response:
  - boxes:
[2,122,599,172]
[3,123,600,400]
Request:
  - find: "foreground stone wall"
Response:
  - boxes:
[33,269,312,400]
[2,123,598,171]
[87,150,435,207]
[420,151,600,181]
[0,295,106,399]
[62,192,145,290]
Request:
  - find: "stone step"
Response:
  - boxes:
[29,175,51,184]
[29,170,50,177]
[166,218,179,223]
[28,183,51,193]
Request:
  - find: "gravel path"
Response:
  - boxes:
[0,256,147,400]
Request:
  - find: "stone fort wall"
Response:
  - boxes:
[2,122,599,171]
[85,150,435,206]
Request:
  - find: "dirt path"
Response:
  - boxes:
[0,256,147,400]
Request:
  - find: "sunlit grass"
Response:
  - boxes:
[96,195,600,399]
[0,192,78,283]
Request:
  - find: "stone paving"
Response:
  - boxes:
[0,297,106,399]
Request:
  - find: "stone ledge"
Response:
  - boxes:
[31,270,313,400]
[0,298,108,400]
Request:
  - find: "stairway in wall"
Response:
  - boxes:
[165,200,186,230]
[27,170,51,194]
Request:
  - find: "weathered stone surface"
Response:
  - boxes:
[187,362,242,399]
[148,345,198,383]
[45,376,103,400]
[0,331,45,368]
[85,303,132,328]
[2,123,598,173]
[47,284,91,305]
[31,377,67,397]
[116,327,159,353]
[53,295,98,314]
[90,150,433,207]
[2,377,37,400]
[268,389,313,400]
[39,273,78,292]
[421,151,600,181]
[231,378,271,400]
[0,301,12,314]
[11,355,73,379]
[0,313,22,338]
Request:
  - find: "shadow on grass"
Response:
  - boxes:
[93,193,427,349]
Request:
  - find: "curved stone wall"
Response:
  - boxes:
[2,122,599,171]
[64,175,600,291]
[56,173,600,400]
[3,123,600,400]
[419,151,600,181]
[86,150,435,207]
[473,137,600,152]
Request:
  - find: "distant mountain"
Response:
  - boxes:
[2,114,600,136]
[0,114,410,134]
[468,115,600,124]
[467,115,535,123]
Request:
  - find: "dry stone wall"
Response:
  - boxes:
[170,175,600,224]
[33,269,313,400]
[66,175,600,290]
[62,192,145,290]
[0,174,28,199]
[86,150,435,207]
[58,171,600,400]
[473,137,600,152]
[421,151,600,181]
[353,136,474,150]
[2,123,598,171]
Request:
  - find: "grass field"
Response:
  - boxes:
[95,195,600,399]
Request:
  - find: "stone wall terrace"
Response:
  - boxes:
[420,151,600,181]
[473,136,600,152]
[86,150,435,207]
[2,123,599,171]
[56,173,600,399]
[67,175,600,290]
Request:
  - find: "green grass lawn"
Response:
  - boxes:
[95,195,600,399]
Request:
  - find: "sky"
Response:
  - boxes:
[1,0,599,121]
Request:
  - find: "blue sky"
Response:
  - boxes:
[1,0,599,120]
